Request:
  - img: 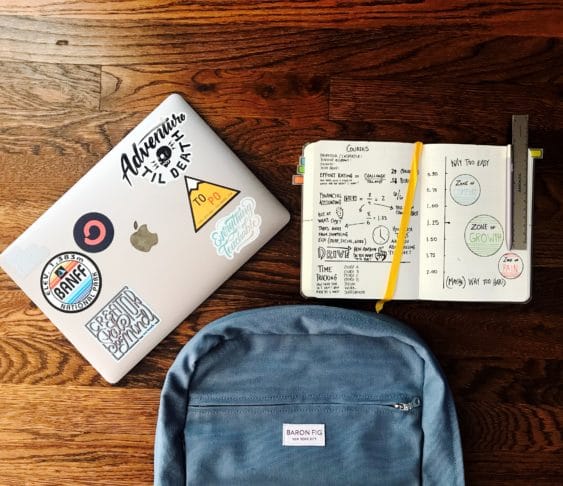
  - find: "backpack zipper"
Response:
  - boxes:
[189,396,422,411]
[392,397,421,412]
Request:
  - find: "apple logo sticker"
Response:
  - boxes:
[130,221,158,252]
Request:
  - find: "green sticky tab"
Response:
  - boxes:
[297,165,305,174]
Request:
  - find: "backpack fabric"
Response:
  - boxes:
[154,305,464,485]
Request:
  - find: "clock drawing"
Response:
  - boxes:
[372,225,390,245]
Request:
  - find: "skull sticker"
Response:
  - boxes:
[156,145,173,167]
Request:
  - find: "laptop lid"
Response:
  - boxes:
[0,94,290,383]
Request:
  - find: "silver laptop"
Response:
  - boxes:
[0,93,290,383]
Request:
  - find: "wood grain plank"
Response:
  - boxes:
[444,358,562,406]
[0,0,560,36]
[458,402,562,453]
[465,452,563,484]
[329,78,562,130]
[101,67,328,118]
[0,62,99,110]
[0,384,156,485]
[97,38,563,88]
[0,110,128,162]
[1,15,562,67]
[0,384,159,433]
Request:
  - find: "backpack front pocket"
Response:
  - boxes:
[185,396,422,486]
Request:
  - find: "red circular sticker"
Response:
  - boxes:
[73,212,114,253]
[498,252,524,279]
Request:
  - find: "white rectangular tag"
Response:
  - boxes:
[282,423,325,447]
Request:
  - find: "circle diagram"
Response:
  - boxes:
[465,215,504,257]
[372,225,390,245]
[41,252,101,313]
[450,174,480,206]
[498,252,524,279]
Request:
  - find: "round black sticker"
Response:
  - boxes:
[73,212,114,253]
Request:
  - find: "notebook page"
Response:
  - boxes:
[301,140,420,299]
[418,144,532,302]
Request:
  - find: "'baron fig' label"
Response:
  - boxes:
[282,424,325,447]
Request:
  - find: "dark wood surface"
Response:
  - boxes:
[0,1,561,484]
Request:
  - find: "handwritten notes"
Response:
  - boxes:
[301,141,419,299]
[301,141,533,303]
[417,144,531,302]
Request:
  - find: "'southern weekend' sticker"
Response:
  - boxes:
[185,176,239,232]
[120,112,191,186]
[210,197,262,259]
[85,286,160,361]
[41,252,101,313]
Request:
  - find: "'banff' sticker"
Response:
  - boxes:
[210,197,262,259]
[85,286,160,360]
[41,252,101,313]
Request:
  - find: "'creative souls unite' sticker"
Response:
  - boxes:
[120,112,192,186]
[85,286,160,360]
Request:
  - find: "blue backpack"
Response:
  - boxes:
[154,305,464,485]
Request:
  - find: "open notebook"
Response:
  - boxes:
[301,141,533,302]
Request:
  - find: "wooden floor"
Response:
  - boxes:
[0,1,561,484]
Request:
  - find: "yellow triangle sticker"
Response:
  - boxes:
[185,177,240,232]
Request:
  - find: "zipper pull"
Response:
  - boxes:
[393,397,421,411]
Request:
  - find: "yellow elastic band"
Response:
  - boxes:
[376,141,423,313]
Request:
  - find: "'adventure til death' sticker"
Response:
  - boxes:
[211,197,262,259]
[120,113,191,186]
[85,286,160,360]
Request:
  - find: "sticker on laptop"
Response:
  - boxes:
[185,176,239,232]
[120,112,192,186]
[210,197,262,259]
[40,252,101,313]
[73,212,114,253]
[2,244,50,280]
[130,221,159,252]
[85,286,160,361]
